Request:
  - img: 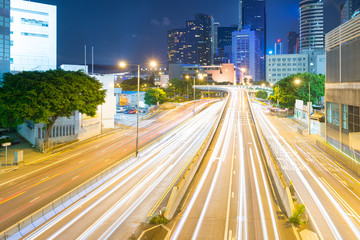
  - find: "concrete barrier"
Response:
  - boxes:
[164,96,229,220]
[247,94,295,218]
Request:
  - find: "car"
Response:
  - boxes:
[116,106,127,113]
[139,108,147,113]
[128,109,137,114]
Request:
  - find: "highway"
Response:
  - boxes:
[171,89,296,240]
[0,100,213,233]
[19,100,223,239]
[252,102,360,240]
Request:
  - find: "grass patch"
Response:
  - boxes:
[289,204,307,226]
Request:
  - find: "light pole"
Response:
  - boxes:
[186,74,203,116]
[295,78,311,134]
[119,60,157,157]
[240,67,246,85]
[169,83,175,102]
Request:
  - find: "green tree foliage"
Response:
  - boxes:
[289,204,307,226]
[144,88,167,105]
[120,77,147,91]
[255,90,268,99]
[0,69,106,143]
[268,73,325,108]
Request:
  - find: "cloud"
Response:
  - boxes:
[150,19,160,25]
[151,17,171,27]
[162,17,171,26]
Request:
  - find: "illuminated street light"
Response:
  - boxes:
[294,78,311,134]
[120,60,158,157]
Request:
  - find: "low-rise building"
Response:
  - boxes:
[169,63,235,83]
[266,54,308,84]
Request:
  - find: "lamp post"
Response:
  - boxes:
[240,67,246,85]
[169,83,175,102]
[119,60,157,157]
[186,74,203,116]
[295,78,311,134]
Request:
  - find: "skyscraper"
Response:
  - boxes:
[239,0,266,81]
[214,26,238,64]
[0,0,10,76]
[167,13,214,66]
[232,29,260,82]
[299,0,324,51]
[286,32,299,54]
[274,39,282,55]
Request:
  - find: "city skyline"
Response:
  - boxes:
[32,0,344,66]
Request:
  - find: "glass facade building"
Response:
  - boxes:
[0,0,10,77]
[325,14,360,160]
[239,0,266,81]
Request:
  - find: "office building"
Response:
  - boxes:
[287,32,299,54]
[232,29,260,82]
[214,26,237,64]
[274,39,283,55]
[167,13,214,66]
[10,0,56,72]
[167,29,186,64]
[325,14,360,160]
[266,54,308,84]
[299,0,324,51]
[239,0,266,80]
[0,0,10,76]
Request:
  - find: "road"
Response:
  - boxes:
[0,100,212,233]
[252,101,360,240]
[19,100,224,239]
[171,89,296,240]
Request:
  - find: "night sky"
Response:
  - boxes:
[33,0,345,66]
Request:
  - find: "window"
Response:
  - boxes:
[327,102,340,127]
[348,105,360,132]
[343,105,348,130]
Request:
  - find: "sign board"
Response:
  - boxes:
[295,99,304,110]
[1,142,11,147]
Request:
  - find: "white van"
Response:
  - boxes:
[116,106,127,113]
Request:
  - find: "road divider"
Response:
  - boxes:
[164,94,229,220]
[247,93,295,218]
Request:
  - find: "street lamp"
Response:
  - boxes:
[119,60,157,157]
[240,67,246,85]
[169,83,175,101]
[186,74,203,116]
[294,78,311,134]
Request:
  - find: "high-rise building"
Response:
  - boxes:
[10,0,57,72]
[214,26,237,64]
[325,14,360,161]
[167,29,186,64]
[167,13,214,66]
[287,32,299,54]
[299,0,324,51]
[232,29,260,82]
[274,39,283,55]
[0,0,10,76]
[239,0,266,81]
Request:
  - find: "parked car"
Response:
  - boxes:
[116,106,127,113]
[139,108,147,113]
[128,109,137,114]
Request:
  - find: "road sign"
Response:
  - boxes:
[1,142,11,147]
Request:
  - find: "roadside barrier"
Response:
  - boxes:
[247,93,295,218]
[164,95,229,220]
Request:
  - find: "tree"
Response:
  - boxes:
[270,73,325,108]
[120,77,146,91]
[255,90,268,99]
[144,88,167,105]
[0,69,106,144]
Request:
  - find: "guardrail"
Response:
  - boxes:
[164,94,229,220]
[247,92,295,218]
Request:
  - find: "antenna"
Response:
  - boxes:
[92,46,94,75]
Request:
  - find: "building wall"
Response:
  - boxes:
[10,0,56,72]
[325,14,360,159]
[0,0,10,76]
[266,54,308,83]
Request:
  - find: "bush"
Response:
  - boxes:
[149,215,168,225]
[289,204,307,226]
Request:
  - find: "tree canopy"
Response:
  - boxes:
[0,69,106,143]
[255,90,268,100]
[144,88,167,105]
[268,73,325,108]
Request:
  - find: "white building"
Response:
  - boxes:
[10,0,56,72]
[17,69,116,150]
[266,54,309,84]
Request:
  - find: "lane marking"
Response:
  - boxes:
[29,197,40,203]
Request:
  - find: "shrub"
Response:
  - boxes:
[149,215,168,225]
[289,204,307,226]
